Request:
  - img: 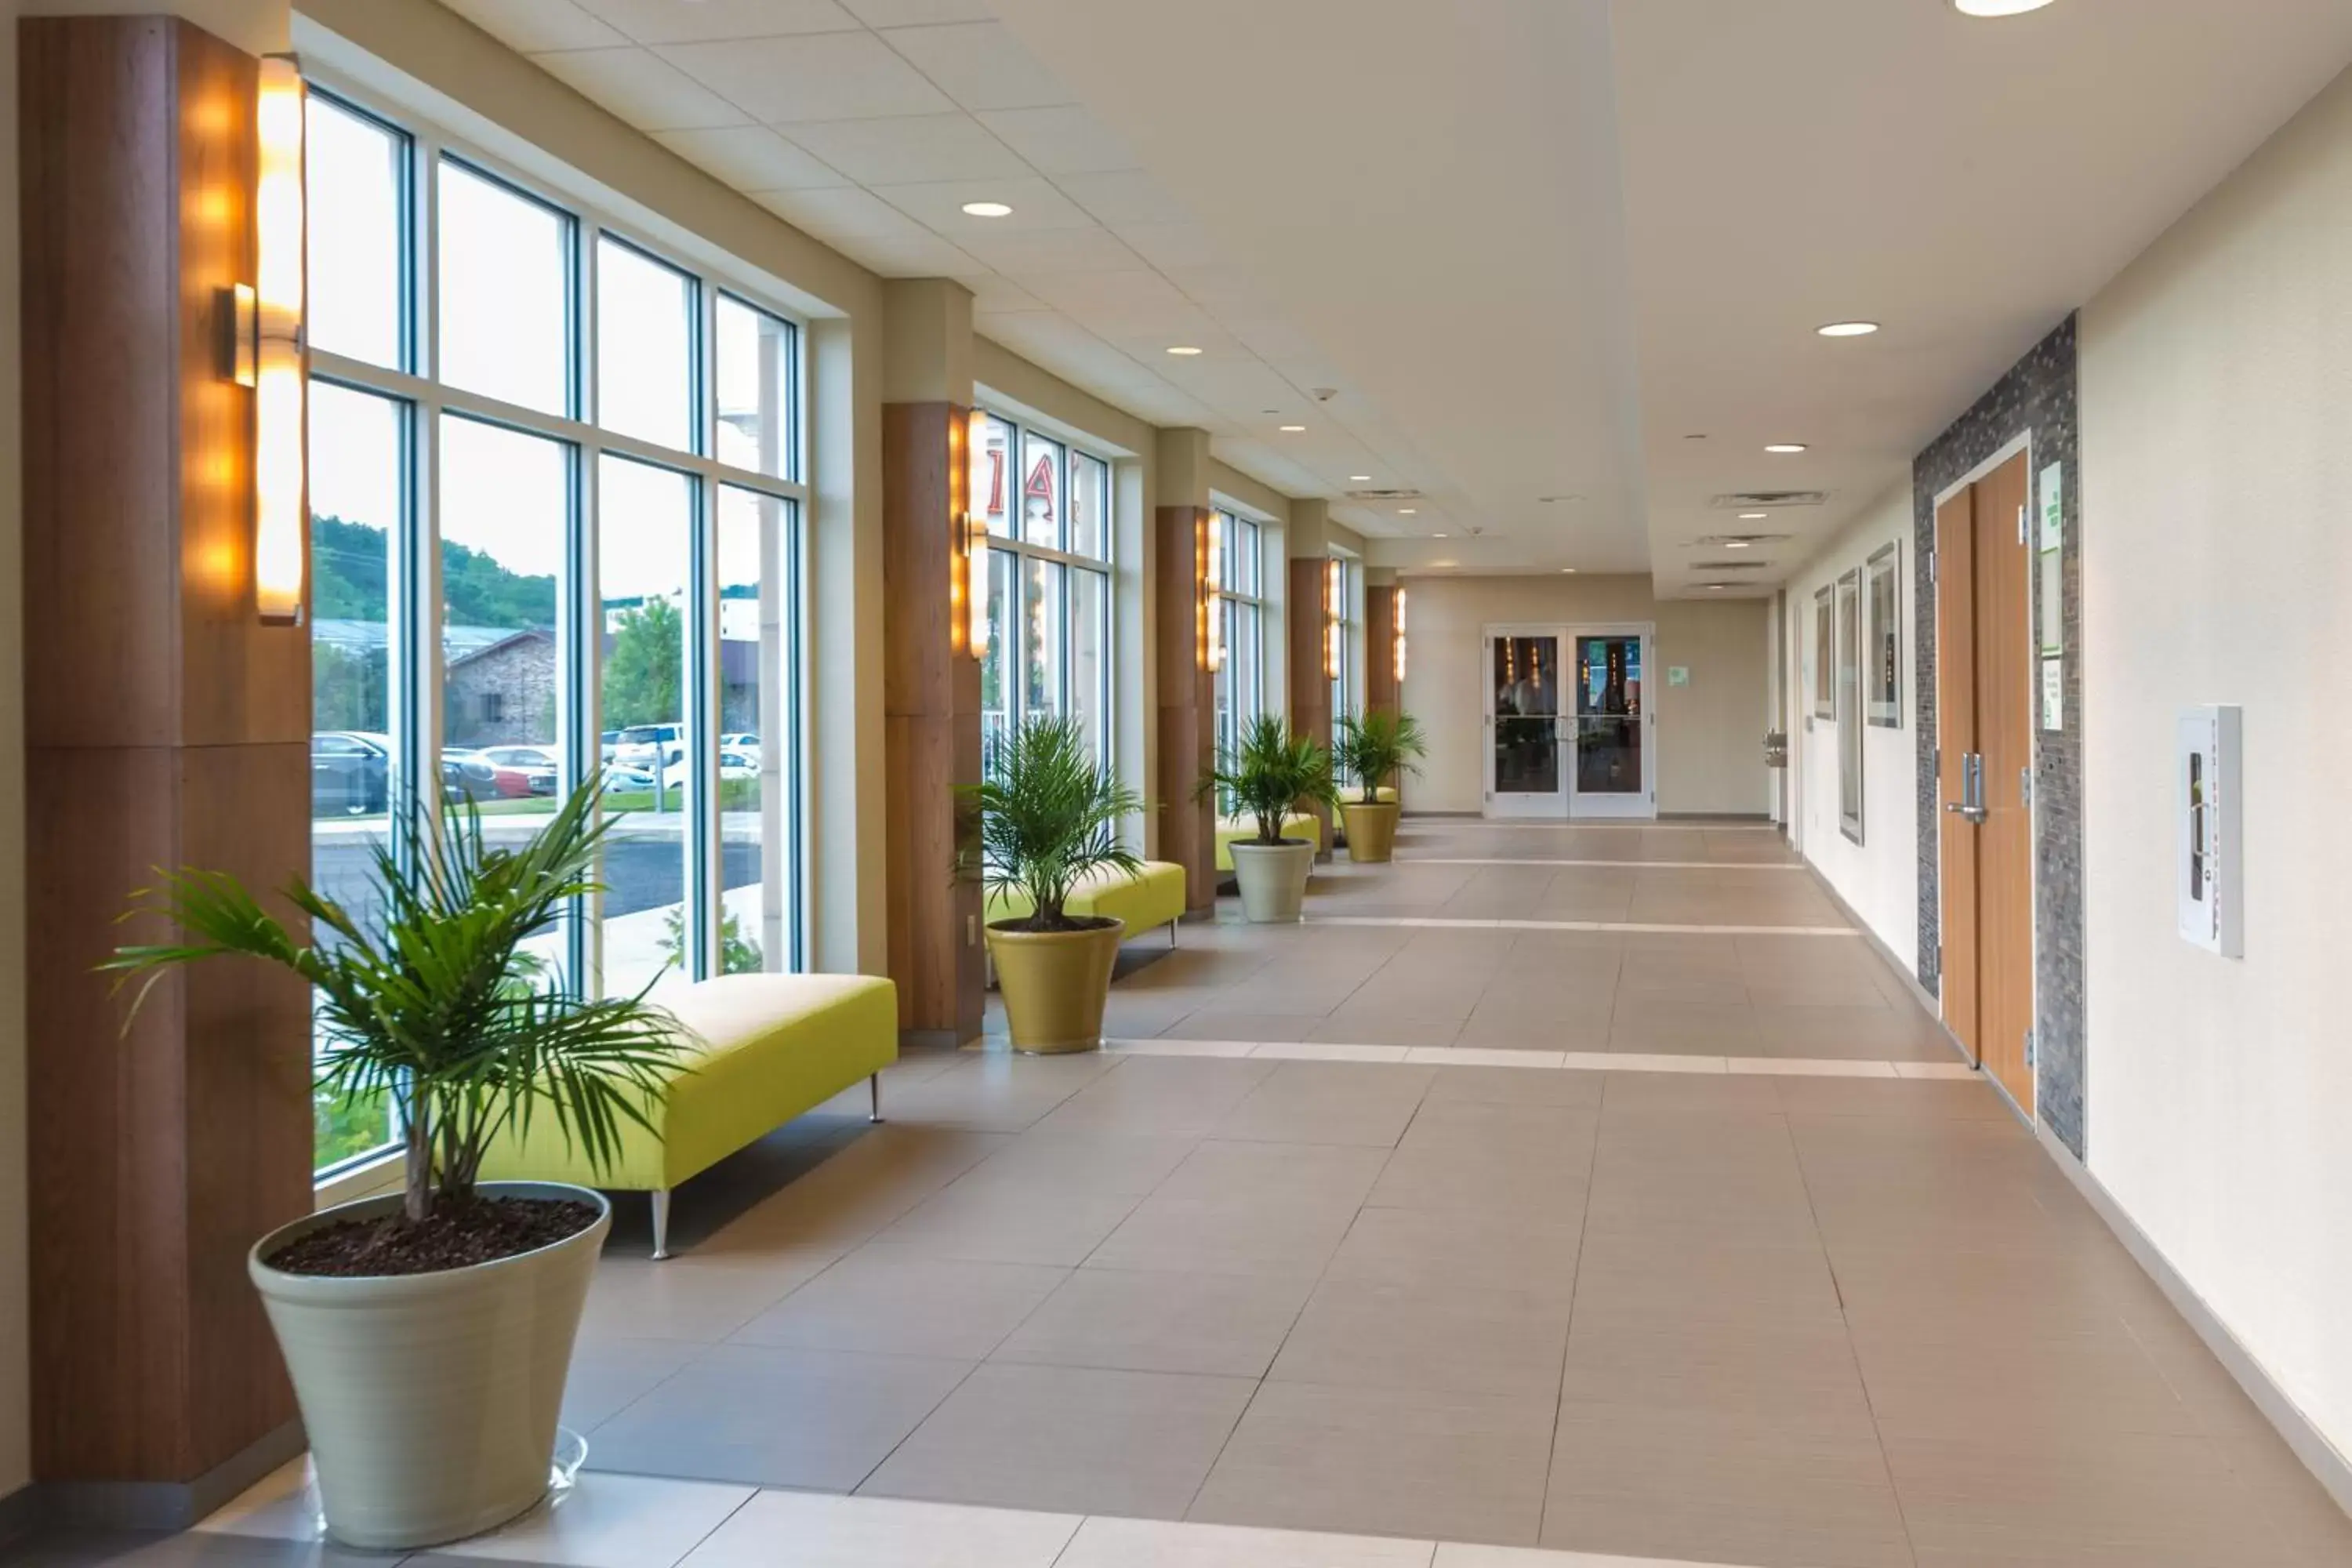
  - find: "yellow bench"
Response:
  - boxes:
[478,972,898,1258]
[986,861,1188,946]
[1215,812,1323,872]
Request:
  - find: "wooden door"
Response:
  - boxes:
[1972,454,2035,1112]
[1934,488,1981,1061]
[1933,454,2036,1113]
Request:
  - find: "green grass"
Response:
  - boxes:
[314,1083,396,1170]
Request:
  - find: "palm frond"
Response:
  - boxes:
[1334,710,1429,804]
[1192,715,1341,844]
[961,715,1145,931]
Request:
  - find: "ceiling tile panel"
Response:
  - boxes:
[957,224,1146,274]
[844,231,990,277]
[1054,169,1189,228]
[1109,221,1221,271]
[441,0,627,52]
[532,45,753,131]
[837,0,996,24]
[870,175,1095,233]
[575,0,861,45]
[880,20,1071,112]
[972,105,1138,174]
[780,112,1026,183]
[965,274,1051,314]
[752,183,938,241]
[659,31,953,122]
[655,125,851,189]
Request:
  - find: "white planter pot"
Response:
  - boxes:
[1229,839,1316,923]
[248,1181,610,1550]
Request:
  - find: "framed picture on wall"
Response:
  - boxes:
[1837,568,1864,844]
[1866,543,1900,728]
[1813,586,1835,719]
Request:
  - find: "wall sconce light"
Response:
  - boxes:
[1393,586,1407,684]
[963,408,990,659]
[249,54,307,626]
[1203,516,1225,673]
[1323,557,1344,681]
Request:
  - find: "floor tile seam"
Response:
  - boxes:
[841,1341,996,1502]
[1537,1067,1610,1547]
[661,1483,763,1568]
[1782,1103,1927,1568]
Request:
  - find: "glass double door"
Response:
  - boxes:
[1484,626,1655,819]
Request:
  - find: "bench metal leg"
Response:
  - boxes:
[869,1072,884,1123]
[1168,920,1178,949]
[650,1189,673,1262]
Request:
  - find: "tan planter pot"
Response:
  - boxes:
[1341,801,1402,864]
[1229,839,1316,923]
[248,1182,609,1551]
[987,917,1123,1054]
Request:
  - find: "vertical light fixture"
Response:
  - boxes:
[1203,515,1225,673]
[1392,586,1407,684]
[1193,512,1211,672]
[1323,557,1343,681]
[252,54,307,625]
[964,408,990,659]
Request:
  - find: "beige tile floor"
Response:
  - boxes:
[18,820,2351,1568]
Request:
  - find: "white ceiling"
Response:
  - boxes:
[439,0,2352,593]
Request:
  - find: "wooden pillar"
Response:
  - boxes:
[1287,557,1335,849]
[882,401,983,1045]
[1365,585,1399,717]
[1154,505,1216,914]
[20,15,311,1512]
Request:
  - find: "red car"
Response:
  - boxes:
[469,746,561,799]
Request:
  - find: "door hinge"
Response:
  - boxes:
[1933,746,1941,775]
[2017,504,2029,545]
[2020,766,2033,807]
[1927,550,1937,585]
[2024,1026,2037,1069]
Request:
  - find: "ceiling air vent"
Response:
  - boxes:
[1690,532,1793,549]
[1345,488,1425,503]
[1691,560,1771,572]
[1693,582,1762,593]
[1709,491,1827,510]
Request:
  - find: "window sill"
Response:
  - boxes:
[314,1149,405,1213]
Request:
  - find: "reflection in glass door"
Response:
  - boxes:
[1570,634,1653,818]
[1486,633,1566,817]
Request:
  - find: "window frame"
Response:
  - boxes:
[1211,507,1267,760]
[971,405,1117,768]
[303,78,812,1180]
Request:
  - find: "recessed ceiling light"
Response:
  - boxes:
[1725,540,1751,549]
[1398,508,1417,515]
[1765,443,1809,455]
[1432,532,1449,539]
[1350,474,1372,483]
[960,201,1013,217]
[1951,0,2056,16]
[1739,511,1769,521]
[1278,424,1306,433]
[1817,321,1880,338]
[1164,345,1202,356]
[1708,584,1726,591]
[1559,568,1578,574]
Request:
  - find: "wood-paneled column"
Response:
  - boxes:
[1287,557,1335,851]
[880,281,982,1045]
[20,14,311,1513]
[1152,429,1215,913]
[1365,582,1399,717]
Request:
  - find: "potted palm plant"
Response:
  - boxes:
[1332,710,1428,865]
[969,713,1145,1053]
[103,782,681,1551]
[1197,715,1340,923]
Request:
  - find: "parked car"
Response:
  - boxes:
[312,731,390,815]
[718,750,759,782]
[720,732,760,757]
[600,730,621,763]
[441,752,497,803]
[470,745,560,799]
[613,724,684,771]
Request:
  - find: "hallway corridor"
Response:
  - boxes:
[169,822,2352,1568]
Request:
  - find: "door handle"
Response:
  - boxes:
[1945,753,1987,824]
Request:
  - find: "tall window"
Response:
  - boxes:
[1327,554,1359,749]
[303,89,807,1177]
[1212,509,1265,760]
[971,412,1114,764]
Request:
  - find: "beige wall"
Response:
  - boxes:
[1782,483,1920,956]
[1397,575,1769,815]
[2080,60,2352,1472]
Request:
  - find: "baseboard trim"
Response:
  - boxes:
[1793,847,1958,1046]
[36,1417,305,1534]
[2036,1123,2352,1521]
[0,1479,39,1549]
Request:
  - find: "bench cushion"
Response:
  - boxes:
[988,861,1185,935]
[1215,811,1323,871]
[477,972,898,1192]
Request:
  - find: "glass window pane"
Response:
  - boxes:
[1069,567,1109,764]
[438,159,571,416]
[719,485,793,974]
[716,295,794,479]
[440,416,564,764]
[1020,430,1063,550]
[597,236,695,452]
[976,414,1014,539]
[1069,451,1109,560]
[1024,556,1066,717]
[597,456,695,999]
[1240,519,1261,597]
[980,546,1013,751]
[309,383,405,1172]
[305,98,405,370]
